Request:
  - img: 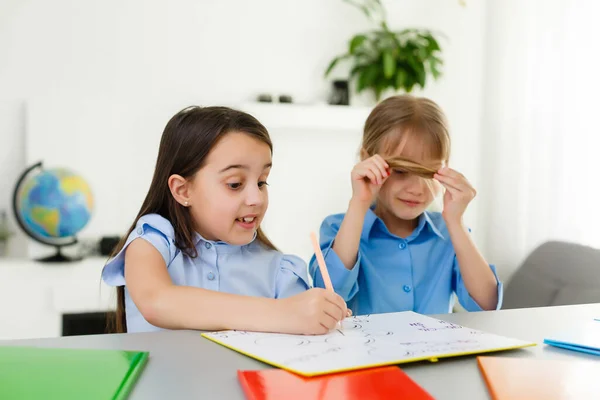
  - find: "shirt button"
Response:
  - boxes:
[205,242,212,249]
[137,228,143,235]
[403,285,412,293]
[207,272,215,281]
[398,242,407,250]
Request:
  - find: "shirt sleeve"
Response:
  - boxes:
[274,254,311,298]
[308,214,361,302]
[453,256,504,311]
[101,214,176,286]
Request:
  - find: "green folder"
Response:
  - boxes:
[0,346,149,400]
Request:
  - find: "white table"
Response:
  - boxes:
[2,303,599,399]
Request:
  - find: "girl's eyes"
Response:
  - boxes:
[392,169,407,175]
[226,181,269,190]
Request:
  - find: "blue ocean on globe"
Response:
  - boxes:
[16,168,94,239]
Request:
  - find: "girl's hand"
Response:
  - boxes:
[279,288,349,335]
[350,155,390,208]
[434,167,476,225]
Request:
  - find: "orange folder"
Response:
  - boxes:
[477,356,600,400]
[238,366,434,400]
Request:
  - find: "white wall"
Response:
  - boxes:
[0,0,488,260]
[478,0,600,282]
[24,99,371,262]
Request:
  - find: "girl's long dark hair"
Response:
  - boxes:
[107,106,277,333]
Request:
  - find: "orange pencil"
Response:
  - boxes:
[310,231,343,330]
[310,231,334,291]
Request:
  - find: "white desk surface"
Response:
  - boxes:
[2,303,599,399]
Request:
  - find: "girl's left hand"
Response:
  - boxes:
[433,167,476,224]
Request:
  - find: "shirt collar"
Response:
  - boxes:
[361,205,445,241]
[193,230,258,249]
[420,211,446,240]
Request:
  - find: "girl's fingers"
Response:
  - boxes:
[371,164,388,184]
[437,178,475,200]
[319,314,338,331]
[439,182,462,201]
[324,292,348,317]
[354,157,391,185]
[371,156,389,177]
[353,166,371,180]
[373,154,388,167]
[434,173,471,192]
[365,170,380,185]
[362,165,385,184]
[438,167,465,180]
[323,302,344,324]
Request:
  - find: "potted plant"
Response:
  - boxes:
[325,0,445,102]
[0,211,13,257]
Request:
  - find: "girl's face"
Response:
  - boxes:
[376,135,445,222]
[185,132,272,245]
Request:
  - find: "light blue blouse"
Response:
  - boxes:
[102,214,310,332]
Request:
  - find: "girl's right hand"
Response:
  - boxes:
[350,155,390,207]
[280,288,348,335]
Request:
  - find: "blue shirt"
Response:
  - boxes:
[102,214,310,333]
[309,208,503,315]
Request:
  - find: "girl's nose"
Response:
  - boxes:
[245,185,265,206]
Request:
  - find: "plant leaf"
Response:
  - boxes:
[383,50,396,79]
[357,64,380,93]
[405,75,415,92]
[350,64,362,77]
[407,55,426,87]
[430,61,442,79]
[425,34,441,52]
[324,54,348,77]
[349,34,368,55]
[395,69,408,90]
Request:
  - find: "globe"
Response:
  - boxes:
[12,162,94,262]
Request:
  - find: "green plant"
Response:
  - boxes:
[325,0,444,101]
[0,211,13,241]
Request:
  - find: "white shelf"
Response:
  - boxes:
[0,257,114,340]
[235,102,372,131]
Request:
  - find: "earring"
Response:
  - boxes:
[184,201,189,207]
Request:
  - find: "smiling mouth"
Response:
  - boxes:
[236,217,256,223]
[400,199,422,207]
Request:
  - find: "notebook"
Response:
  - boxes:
[0,346,148,400]
[543,320,600,356]
[237,366,434,400]
[477,356,600,399]
[202,311,535,376]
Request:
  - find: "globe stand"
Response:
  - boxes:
[37,246,83,263]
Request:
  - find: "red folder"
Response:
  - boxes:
[237,366,434,400]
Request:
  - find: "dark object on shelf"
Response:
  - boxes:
[278,95,293,103]
[62,311,116,335]
[329,80,350,105]
[257,94,273,103]
[100,236,121,256]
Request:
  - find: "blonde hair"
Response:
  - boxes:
[362,95,451,205]
[386,156,439,179]
[362,95,451,167]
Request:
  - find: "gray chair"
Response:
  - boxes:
[502,241,600,309]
